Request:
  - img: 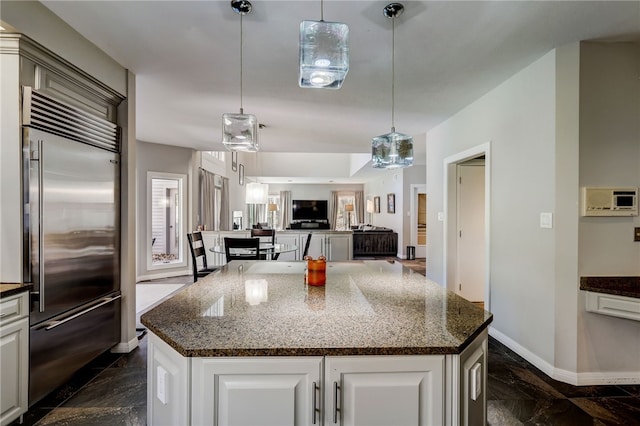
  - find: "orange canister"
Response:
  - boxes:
[305,255,326,286]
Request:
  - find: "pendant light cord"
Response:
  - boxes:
[391,17,395,132]
[240,14,244,114]
[320,0,324,21]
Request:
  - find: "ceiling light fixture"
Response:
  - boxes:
[371,3,413,169]
[299,0,349,89]
[223,0,259,152]
[245,182,269,204]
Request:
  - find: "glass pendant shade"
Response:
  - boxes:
[245,182,269,204]
[372,128,414,169]
[222,111,258,152]
[299,20,349,89]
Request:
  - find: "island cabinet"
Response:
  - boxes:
[191,356,323,425]
[0,290,29,426]
[142,260,492,426]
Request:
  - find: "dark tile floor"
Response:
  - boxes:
[16,334,640,425]
[13,261,640,426]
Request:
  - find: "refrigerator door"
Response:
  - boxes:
[27,129,120,325]
[29,292,121,405]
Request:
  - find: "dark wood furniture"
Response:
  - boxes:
[187,232,218,282]
[250,229,276,260]
[352,230,398,257]
[302,233,312,258]
[224,237,261,263]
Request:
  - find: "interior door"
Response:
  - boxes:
[456,163,485,302]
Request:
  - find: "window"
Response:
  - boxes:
[336,193,356,230]
[203,151,225,162]
[147,172,187,270]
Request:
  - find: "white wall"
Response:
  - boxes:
[427,51,558,366]
[577,42,640,376]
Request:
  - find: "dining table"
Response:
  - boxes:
[209,242,298,260]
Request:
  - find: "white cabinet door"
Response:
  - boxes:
[193,357,323,426]
[0,318,28,426]
[0,292,28,426]
[326,235,352,261]
[276,234,300,261]
[302,233,326,259]
[325,355,445,426]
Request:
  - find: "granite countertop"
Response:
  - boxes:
[141,260,493,358]
[0,282,33,298]
[580,276,640,299]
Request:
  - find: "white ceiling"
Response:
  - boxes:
[40,0,639,177]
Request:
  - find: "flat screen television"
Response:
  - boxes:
[292,200,328,221]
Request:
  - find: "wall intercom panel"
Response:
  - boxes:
[581,187,638,217]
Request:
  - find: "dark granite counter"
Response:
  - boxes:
[580,276,640,299]
[0,282,32,298]
[141,260,493,358]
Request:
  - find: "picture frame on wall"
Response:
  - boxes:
[374,196,381,213]
[231,152,238,172]
[239,164,244,185]
[387,193,395,214]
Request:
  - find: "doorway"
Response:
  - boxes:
[456,160,485,303]
[444,143,490,310]
[410,184,427,258]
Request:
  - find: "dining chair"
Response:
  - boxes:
[187,232,218,282]
[302,233,312,258]
[250,229,276,260]
[224,237,261,263]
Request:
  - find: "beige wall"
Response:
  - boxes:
[577,42,640,376]
[426,42,640,384]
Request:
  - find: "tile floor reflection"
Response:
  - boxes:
[12,266,640,426]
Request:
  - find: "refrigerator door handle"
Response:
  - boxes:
[35,294,122,331]
[36,138,45,312]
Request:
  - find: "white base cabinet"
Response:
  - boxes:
[276,234,301,261]
[148,330,488,426]
[324,234,352,261]
[325,356,445,426]
[0,292,29,426]
[192,357,323,426]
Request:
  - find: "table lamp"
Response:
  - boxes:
[268,203,278,229]
[345,204,354,229]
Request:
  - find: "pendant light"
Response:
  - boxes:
[223,0,259,152]
[299,0,349,89]
[371,3,413,169]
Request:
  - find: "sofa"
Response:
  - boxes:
[352,227,398,257]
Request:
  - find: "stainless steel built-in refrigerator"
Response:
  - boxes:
[22,88,121,405]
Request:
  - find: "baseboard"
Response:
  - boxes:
[137,270,191,282]
[111,336,139,353]
[489,327,556,378]
[489,327,640,386]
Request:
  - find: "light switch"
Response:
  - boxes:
[157,365,168,405]
[470,362,482,401]
[540,212,553,229]
[437,212,444,221]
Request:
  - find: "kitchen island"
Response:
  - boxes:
[141,260,492,426]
